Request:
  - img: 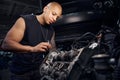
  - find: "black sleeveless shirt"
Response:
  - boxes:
[10,14,54,74]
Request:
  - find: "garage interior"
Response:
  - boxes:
[0,0,120,80]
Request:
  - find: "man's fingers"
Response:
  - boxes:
[40,42,52,49]
[41,45,48,50]
[40,48,46,52]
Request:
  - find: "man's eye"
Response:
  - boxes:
[52,13,56,15]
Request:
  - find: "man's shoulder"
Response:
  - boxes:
[19,14,36,23]
[20,13,35,19]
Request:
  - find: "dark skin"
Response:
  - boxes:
[1,2,62,53]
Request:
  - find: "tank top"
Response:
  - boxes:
[10,14,54,74]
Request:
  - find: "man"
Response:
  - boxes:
[1,2,62,80]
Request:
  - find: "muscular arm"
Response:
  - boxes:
[1,17,33,52]
[2,17,51,53]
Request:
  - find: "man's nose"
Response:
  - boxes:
[53,16,57,22]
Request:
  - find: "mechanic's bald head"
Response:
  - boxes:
[46,2,62,15]
[42,2,62,24]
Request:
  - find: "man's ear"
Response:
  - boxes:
[43,6,48,12]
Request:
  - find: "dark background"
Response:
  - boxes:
[0,0,120,80]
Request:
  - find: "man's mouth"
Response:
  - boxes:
[49,20,54,24]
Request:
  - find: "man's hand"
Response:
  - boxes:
[32,42,52,52]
